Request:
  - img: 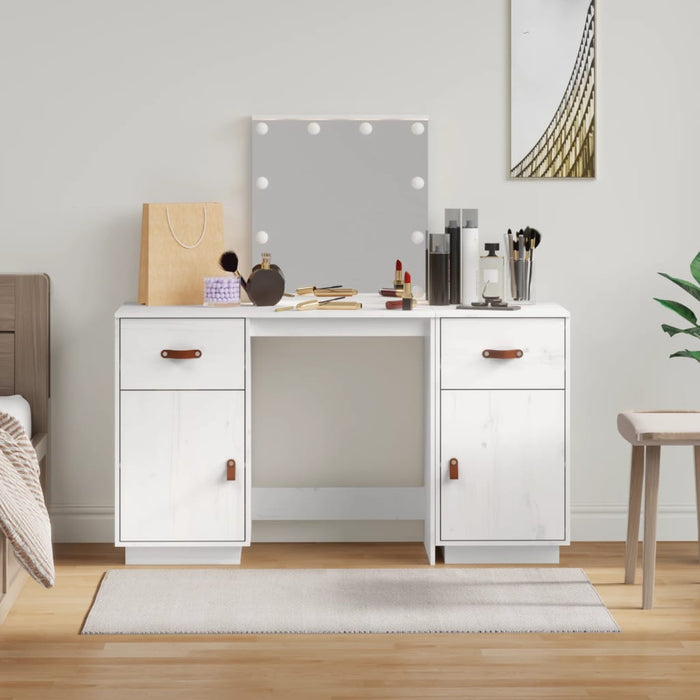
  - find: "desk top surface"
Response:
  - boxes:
[116,296,569,319]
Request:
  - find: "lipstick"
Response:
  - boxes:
[386,298,416,310]
[379,288,402,297]
[394,259,403,289]
[402,271,413,310]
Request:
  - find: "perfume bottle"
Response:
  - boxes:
[428,233,450,306]
[445,210,461,304]
[246,252,285,306]
[460,209,480,306]
[478,243,505,300]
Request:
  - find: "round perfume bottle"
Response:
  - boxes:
[246,252,285,306]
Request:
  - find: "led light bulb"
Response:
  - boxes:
[411,230,425,245]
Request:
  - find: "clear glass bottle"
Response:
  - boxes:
[478,243,505,301]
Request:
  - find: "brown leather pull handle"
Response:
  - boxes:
[449,458,459,480]
[160,349,202,359]
[226,459,236,481]
[482,349,523,359]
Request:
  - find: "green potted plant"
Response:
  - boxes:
[654,250,700,363]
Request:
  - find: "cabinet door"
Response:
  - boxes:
[119,391,245,543]
[440,390,565,542]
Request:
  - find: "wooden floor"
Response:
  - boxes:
[1,542,700,699]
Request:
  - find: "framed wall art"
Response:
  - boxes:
[510,0,595,178]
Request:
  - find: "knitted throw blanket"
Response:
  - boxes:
[0,411,54,588]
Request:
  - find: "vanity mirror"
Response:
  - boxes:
[251,116,428,293]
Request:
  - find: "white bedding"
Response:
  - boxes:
[0,395,32,437]
[0,411,54,587]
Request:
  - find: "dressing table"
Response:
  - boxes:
[114,117,570,566]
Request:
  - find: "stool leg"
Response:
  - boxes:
[625,446,644,584]
[642,445,661,609]
[694,445,700,562]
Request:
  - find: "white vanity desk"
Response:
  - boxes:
[115,296,569,566]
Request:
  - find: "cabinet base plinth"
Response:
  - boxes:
[125,546,243,565]
[442,545,560,565]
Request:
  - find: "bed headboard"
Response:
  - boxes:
[0,273,50,447]
[0,274,50,623]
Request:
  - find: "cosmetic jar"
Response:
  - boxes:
[203,276,240,305]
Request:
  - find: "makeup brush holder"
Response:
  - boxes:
[203,276,241,306]
[510,260,534,303]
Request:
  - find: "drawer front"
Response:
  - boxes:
[121,318,244,390]
[441,318,565,389]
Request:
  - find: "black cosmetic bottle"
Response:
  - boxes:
[246,252,285,306]
[428,233,450,305]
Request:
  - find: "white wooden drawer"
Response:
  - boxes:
[441,318,565,389]
[120,318,245,390]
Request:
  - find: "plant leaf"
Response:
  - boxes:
[658,273,700,303]
[669,349,700,363]
[661,324,683,337]
[654,297,697,324]
[691,251,700,286]
[661,324,700,338]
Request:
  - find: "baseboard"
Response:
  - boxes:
[49,505,115,543]
[571,504,698,541]
[49,505,700,543]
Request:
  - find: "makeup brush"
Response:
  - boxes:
[313,287,357,297]
[517,231,526,299]
[220,251,247,291]
[298,296,345,310]
[275,296,345,312]
[506,229,517,299]
[524,227,541,293]
[295,284,343,295]
[524,227,542,249]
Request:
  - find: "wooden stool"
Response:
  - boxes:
[617,411,700,609]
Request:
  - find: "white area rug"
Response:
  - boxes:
[81,567,619,635]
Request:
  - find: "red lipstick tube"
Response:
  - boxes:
[402,272,413,311]
[394,259,403,289]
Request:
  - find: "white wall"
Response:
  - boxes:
[1,0,698,542]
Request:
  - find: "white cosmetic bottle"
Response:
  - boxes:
[459,209,480,306]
